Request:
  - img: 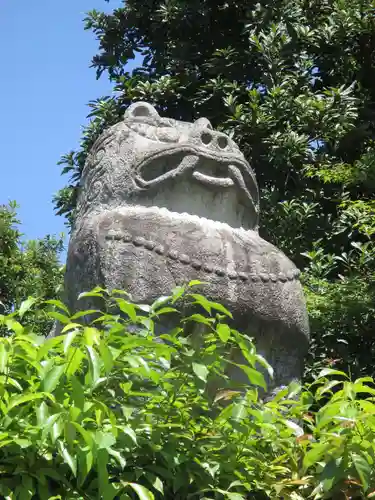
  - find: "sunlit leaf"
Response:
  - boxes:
[115,298,137,322]
[96,430,116,450]
[42,365,65,393]
[237,364,267,389]
[122,482,155,500]
[316,368,349,380]
[192,362,209,382]
[351,452,371,491]
[44,299,70,315]
[18,297,37,318]
[47,311,71,324]
[63,329,80,353]
[217,323,231,343]
[8,392,53,411]
[58,440,77,476]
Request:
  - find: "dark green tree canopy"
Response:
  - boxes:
[0,202,64,334]
[55,0,375,377]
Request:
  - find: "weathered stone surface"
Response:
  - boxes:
[59,101,309,391]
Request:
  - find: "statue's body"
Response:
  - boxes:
[62,102,309,391]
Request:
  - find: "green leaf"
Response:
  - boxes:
[224,494,245,500]
[190,294,212,314]
[8,392,53,411]
[303,443,332,470]
[215,490,245,500]
[285,419,304,437]
[2,376,22,391]
[232,402,247,421]
[351,452,371,491]
[98,341,114,373]
[84,326,100,346]
[66,348,84,376]
[5,319,23,335]
[108,448,126,469]
[115,298,137,322]
[57,440,77,476]
[78,287,106,300]
[72,423,94,448]
[255,353,274,379]
[188,280,205,287]
[70,309,100,320]
[320,459,343,493]
[37,336,64,360]
[151,295,171,311]
[152,307,178,315]
[316,368,349,379]
[18,297,37,318]
[0,343,8,374]
[36,402,49,426]
[77,449,94,487]
[51,416,64,443]
[86,346,101,385]
[192,362,209,382]
[352,383,375,396]
[209,301,233,318]
[40,413,61,442]
[61,323,82,334]
[122,426,138,445]
[217,323,231,343]
[96,430,116,450]
[122,483,155,500]
[44,299,70,315]
[97,448,111,498]
[63,329,79,354]
[111,289,130,297]
[47,311,71,324]
[150,476,163,495]
[71,375,85,409]
[316,379,343,397]
[39,468,69,487]
[237,364,267,389]
[171,286,186,303]
[42,365,65,393]
[184,314,213,326]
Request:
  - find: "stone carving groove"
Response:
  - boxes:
[57,101,310,392]
[104,231,301,283]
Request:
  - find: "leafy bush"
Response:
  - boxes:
[1,285,375,499]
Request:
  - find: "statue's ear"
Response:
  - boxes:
[124,102,160,121]
[194,117,213,129]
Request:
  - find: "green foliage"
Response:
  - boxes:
[55,0,375,378]
[0,202,65,335]
[1,287,375,498]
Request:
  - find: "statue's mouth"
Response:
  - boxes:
[134,145,259,221]
[192,170,234,187]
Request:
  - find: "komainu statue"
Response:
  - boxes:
[61,101,309,391]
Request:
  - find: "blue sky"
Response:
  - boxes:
[0,0,135,249]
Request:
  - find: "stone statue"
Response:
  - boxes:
[60,101,309,392]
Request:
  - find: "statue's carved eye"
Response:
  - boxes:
[201,131,212,145]
[217,136,228,149]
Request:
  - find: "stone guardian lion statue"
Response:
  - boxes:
[57,101,309,392]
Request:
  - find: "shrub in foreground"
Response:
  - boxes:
[0,284,375,499]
